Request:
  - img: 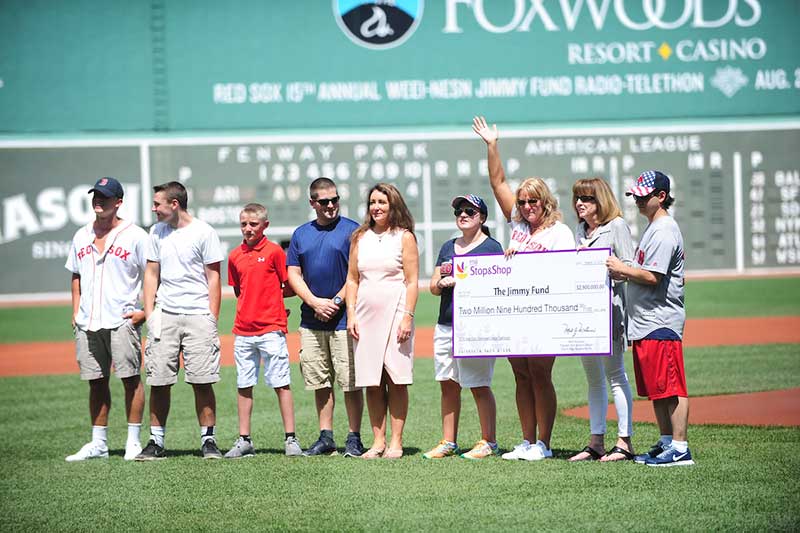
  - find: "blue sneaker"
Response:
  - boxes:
[645,445,695,467]
[634,442,665,464]
[302,435,336,456]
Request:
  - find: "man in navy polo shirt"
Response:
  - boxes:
[287,177,365,457]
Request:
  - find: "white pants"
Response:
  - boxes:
[581,338,633,437]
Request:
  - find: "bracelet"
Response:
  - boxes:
[402,309,415,318]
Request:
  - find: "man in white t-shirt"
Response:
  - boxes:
[135,181,225,460]
[607,170,693,467]
[65,177,149,462]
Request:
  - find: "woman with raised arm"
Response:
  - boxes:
[345,183,418,459]
[472,116,576,461]
[570,178,636,462]
[423,194,504,460]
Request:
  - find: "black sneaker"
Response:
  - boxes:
[201,438,223,459]
[343,434,365,458]
[634,442,665,464]
[134,440,166,461]
[302,436,337,456]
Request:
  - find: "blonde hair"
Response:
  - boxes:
[241,203,268,222]
[512,178,562,228]
[352,183,415,243]
[572,178,622,226]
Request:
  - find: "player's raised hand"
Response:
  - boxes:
[472,116,498,145]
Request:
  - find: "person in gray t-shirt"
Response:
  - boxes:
[607,170,694,467]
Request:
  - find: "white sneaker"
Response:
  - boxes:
[66,441,109,462]
[501,440,532,460]
[124,441,143,461]
[535,440,553,458]
[520,440,553,461]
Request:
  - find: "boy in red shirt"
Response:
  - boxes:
[224,203,302,458]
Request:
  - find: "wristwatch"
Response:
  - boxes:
[333,296,344,307]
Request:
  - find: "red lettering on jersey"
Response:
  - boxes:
[77,245,93,260]
[107,245,131,261]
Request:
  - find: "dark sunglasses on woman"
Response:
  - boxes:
[454,207,478,217]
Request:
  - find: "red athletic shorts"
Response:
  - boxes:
[631,339,687,400]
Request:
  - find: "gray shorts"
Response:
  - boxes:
[299,327,359,392]
[75,322,142,381]
[144,310,220,386]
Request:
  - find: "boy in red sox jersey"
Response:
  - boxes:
[65,177,149,462]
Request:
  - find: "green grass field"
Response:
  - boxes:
[1,277,799,531]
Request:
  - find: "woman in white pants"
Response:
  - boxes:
[570,178,636,462]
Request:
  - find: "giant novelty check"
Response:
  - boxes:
[452,249,612,358]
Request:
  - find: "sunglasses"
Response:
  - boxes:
[633,192,656,202]
[453,207,478,217]
[575,195,596,203]
[517,198,540,207]
[314,196,340,207]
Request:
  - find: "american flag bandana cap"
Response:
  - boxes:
[625,170,670,197]
[451,194,488,215]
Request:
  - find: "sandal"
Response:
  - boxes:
[361,447,385,459]
[602,446,634,461]
[569,446,603,462]
[382,448,404,459]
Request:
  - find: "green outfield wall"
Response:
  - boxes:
[2,0,799,131]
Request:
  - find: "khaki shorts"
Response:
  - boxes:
[145,310,220,386]
[299,327,359,392]
[75,321,142,381]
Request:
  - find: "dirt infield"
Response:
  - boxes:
[563,388,800,427]
[3,315,798,378]
[1,316,798,427]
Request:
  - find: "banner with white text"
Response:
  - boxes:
[2,0,799,133]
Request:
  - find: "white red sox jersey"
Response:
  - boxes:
[65,221,149,331]
[508,215,575,253]
[626,215,686,340]
[147,218,224,314]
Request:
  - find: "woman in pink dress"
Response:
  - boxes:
[346,183,419,459]
[473,116,576,461]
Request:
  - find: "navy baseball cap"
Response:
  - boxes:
[451,194,488,216]
[625,170,670,197]
[88,177,124,198]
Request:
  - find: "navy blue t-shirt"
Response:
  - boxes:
[286,216,359,330]
[435,236,503,326]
